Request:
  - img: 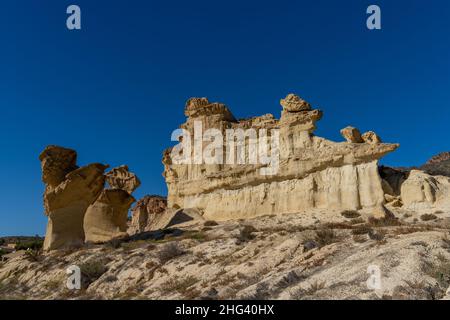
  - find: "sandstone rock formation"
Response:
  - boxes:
[106,165,141,194]
[84,189,134,243]
[163,94,399,221]
[129,196,167,234]
[84,166,140,243]
[340,126,363,143]
[400,170,450,209]
[39,146,108,251]
[361,131,382,144]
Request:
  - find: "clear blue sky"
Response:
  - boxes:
[1,0,449,236]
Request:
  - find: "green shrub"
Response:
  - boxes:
[79,259,108,288]
[15,239,43,251]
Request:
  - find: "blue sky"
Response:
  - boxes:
[0,0,449,236]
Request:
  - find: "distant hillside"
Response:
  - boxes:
[420,152,450,177]
[391,152,450,177]
[0,236,43,245]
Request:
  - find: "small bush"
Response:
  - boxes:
[368,217,400,227]
[157,242,186,264]
[352,235,367,243]
[161,276,198,294]
[368,229,385,242]
[351,226,372,235]
[420,214,438,221]
[341,210,361,219]
[204,220,219,227]
[314,229,337,248]
[79,259,108,288]
[24,248,42,262]
[236,225,257,244]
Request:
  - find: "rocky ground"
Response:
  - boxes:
[1,205,450,300]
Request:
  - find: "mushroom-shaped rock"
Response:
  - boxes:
[84,189,134,243]
[106,165,141,194]
[362,131,382,144]
[341,126,363,143]
[42,161,108,251]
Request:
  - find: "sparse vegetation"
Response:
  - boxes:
[15,239,43,251]
[79,259,108,288]
[236,225,257,244]
[351,226,372,235]
[157,242,186,264]
[24,248,42,262]
[314,229,338,247]
[160,276,198,294]
[341,210,361,219]
[204,220,219,227]
[420,214,438,221]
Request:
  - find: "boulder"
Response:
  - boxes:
[362,131,382,144]
[42,160,108,251]
[128,196,167,234]
[106,165,141,194]
[341,126,363,143]
[401,170,441,207]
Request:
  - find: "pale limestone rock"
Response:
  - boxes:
[129,196,167,234]
[106,165,141,194]
[400,170,450,209]
[163,94,399,221]
[362,131,382,144]
[340,126,363,143]
[84,189,134,243]
[40,146,108,251]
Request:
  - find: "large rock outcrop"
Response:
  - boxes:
[400,170,450,209]
[163,94,399,221]
[84,166,140,243]
[128,196,167,234]
[40,146,108,251]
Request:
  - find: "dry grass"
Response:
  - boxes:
[236,225,257,244]
[420,214,438,221]
[314,229,338,248]
[79,259,108,288]
[157,242,186,264]
[160,276,199,295]
[341,210,361,219]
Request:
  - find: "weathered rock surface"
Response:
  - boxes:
[340,126,363,143]
[40,146,108,251]
[106,165,141,194]
[163,94,399,221]
[84,166,140,243]
[128,196,167,234]
[362,131,382,144]
[84,190,134,243]
[2,208,450,300]
[401,170,450,209]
